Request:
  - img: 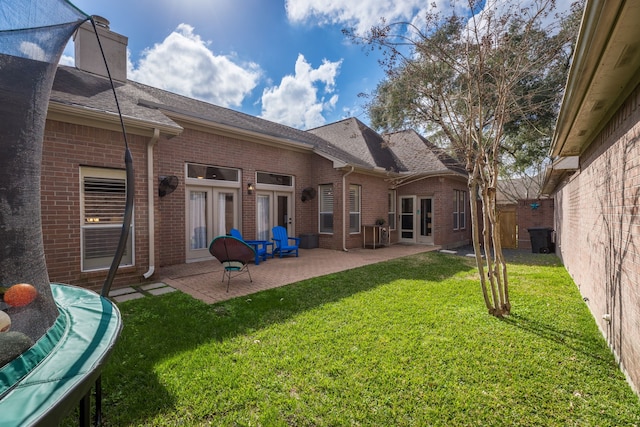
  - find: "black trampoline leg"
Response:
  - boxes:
[95,376,103,426]
[79,391,90,427]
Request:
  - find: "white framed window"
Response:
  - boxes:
[454,189,466,230]
[256,172,293,187]
[349,184,361,234]
[388,190,396,230]
[186,163,239,183]
[319,184,333,233]
[81,167,133,271]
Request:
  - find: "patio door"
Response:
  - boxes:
[256,191,293,241]
[400,196,416,243]
[186,186,237,261]
[418,197,434,245]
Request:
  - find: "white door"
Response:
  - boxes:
[256,191,293,241]
[400,196,416,243]
[186,186,237,260]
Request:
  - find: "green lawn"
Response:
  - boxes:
[68,251,640,426]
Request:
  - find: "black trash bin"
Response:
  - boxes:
[527,227,553,253]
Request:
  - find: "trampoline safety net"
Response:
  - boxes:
[0,0,89,367]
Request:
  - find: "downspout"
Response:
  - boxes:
[143,128,160,279]
[342,166,355,252]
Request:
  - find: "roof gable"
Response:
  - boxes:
[384,130,467,176]
[308,118,406,172]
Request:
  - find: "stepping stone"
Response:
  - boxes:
[148,286,177,296]
[140,282,168,291]
[109,287,138,297]
[112,292,145,302]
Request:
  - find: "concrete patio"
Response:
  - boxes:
[111,244,440,304]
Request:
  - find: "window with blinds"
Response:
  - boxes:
[81,167,133,271]
[319,184,333,233]
[349,184,361,234]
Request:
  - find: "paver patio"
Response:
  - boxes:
[151,244,440,304]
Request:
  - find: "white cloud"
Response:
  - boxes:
[128,24,261,108]
[260,54,342,130]
[19,41,46,61]
[285,0,573,35]
[59,54,74,67]
[285,0,438,35]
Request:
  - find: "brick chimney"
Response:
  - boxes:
[74,16,128,82]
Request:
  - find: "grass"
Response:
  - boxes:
[66,251,640,426]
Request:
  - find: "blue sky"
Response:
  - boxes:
[62,0,573,130]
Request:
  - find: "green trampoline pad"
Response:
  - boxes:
[0,283,122,426]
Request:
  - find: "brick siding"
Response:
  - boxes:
[553,83,640,394]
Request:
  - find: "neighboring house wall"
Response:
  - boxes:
[41,120,150,292]
[553,84,640,394]
[516,199,554,250]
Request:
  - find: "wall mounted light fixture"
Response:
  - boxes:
[247,183,254,195]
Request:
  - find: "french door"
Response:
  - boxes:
[186,186,237,260]
[256,191,292,241]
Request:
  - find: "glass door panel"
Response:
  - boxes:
[276,193,292,236]
[256,193,271,241]
[187,189,211,259]
[418,197,434,244]
[400,196,415,241]
[215,191,236,236]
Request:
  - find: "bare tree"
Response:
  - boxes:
[348,0,580,316]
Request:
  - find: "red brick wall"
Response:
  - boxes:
[40,119,471,290]
[397,176,471,248]
[553,83,640,395]
[516,198,554,250]
[41,120,150,292]
[155,127,315,265]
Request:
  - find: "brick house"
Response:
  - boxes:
[542,0,640,394]
[40,19,470,292]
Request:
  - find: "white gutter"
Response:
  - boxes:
[342,166,355,252]
[143,128,160,279]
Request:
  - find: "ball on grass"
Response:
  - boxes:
[4,283,38,307]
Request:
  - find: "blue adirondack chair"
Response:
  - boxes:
[208,235,255,291]
[271,226,300,258]
[229,228,273,265]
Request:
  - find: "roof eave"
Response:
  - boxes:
[550,0,640,158]
[142,102,315,153]
[47,101,183,137]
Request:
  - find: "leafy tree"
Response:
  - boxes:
[347,0,582,316]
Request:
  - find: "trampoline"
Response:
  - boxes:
[1,0,131,424]
[0,284,122,426]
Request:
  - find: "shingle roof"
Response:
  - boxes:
[49,66,465,178]
[51,66,181,131]
[309,119,467,177]
[384,129,468,177]
[50,66,370,168]
[308,118,406,172]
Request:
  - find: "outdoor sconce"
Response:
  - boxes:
[247,183,254,194]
